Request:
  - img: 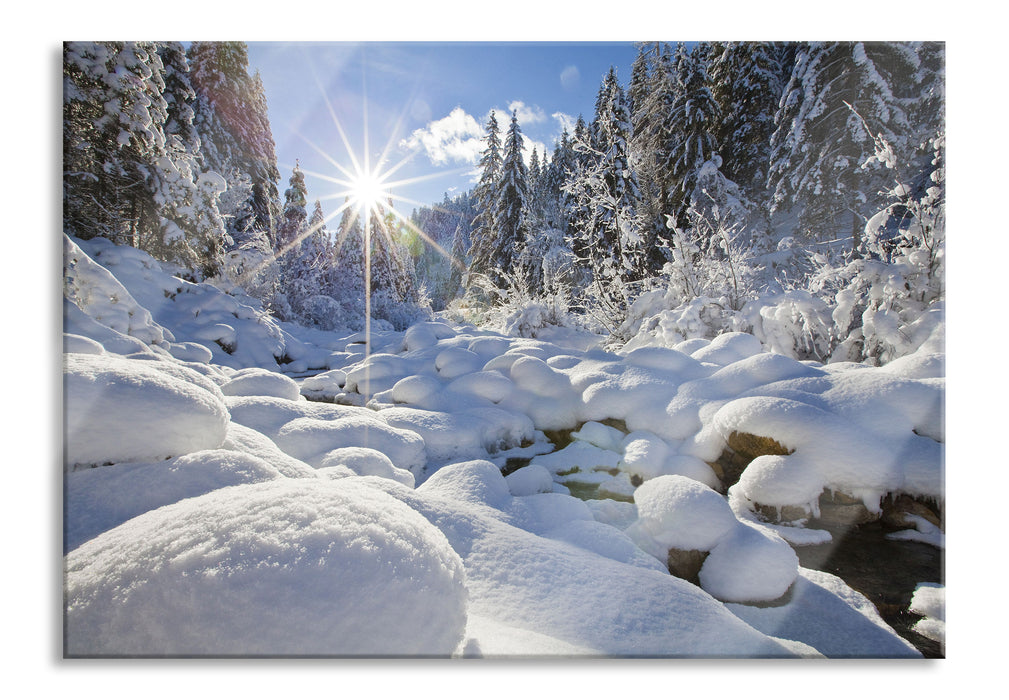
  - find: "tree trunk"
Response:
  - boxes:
[851,208,862,259]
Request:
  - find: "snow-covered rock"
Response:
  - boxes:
[219,367,301,401]
[65,449,283,552]
[64,353,230,469]
[909,582,944,644]
[628,475,799,603]
[65,479,468,656]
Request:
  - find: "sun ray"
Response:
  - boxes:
[379,164,477,192]
[293,130,357,183]
[306,61,365,179]
[383,203,467,272]
[291,44,486,401]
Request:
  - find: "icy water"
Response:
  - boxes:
[506,448,943,656]
[792,521,944,658]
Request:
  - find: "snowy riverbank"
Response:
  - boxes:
[62,235,943,657]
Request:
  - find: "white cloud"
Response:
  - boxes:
[400,107,484,166]
[521,134,549,166]
[507,100,547,125]
[560,65,580,91]
[552,111,577,137]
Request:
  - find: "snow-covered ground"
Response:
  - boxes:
[62,234,944,657]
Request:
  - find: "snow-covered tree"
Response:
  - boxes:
[187,41,282,250]
[277,162,308,259]
[410,192,474,309]
[488,111,530,287]
[630,43,681,271]
[671,156,760,311]
[154,42,229,279]
[369,201,425,329]
[467,111,503,285]
[327,201,368,328]
[667,43,721,230]
[768,41,921,254]
[63,42,168,248]
[446,223,468,301]
[63,41,228,279]
[269,163,310,320]
[708,41,784,199]
[290,200,340,328]
[566,68,644,327]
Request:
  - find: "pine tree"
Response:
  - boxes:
[487,110,530,288]
[271,163,310,320]
[63,42,168,248]
[277,162,309,258]
[768,42,921,254]
[564,114,594,285]
[667,43,721,229]
[631,42,679,270]
[289,199,338,326]
[542,129,575,235]
[467,111,503,285]
[155,41,229,278]
[187,42,282,249]
[567,68,643,319]
[369,200,422,328]
[708,41,784,199]
[447,223,468,300]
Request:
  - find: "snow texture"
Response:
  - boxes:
[65,353,229,468]
[65,479,468,656]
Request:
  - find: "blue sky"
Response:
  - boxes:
[245,42,641,219]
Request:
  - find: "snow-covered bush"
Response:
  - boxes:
[298,294,344,331]
[370,287,433,332]
[458,269,589,339]
[738,289,837,362]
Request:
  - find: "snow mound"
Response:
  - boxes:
[69,235,301,369]
[274,415,426,476]
[65,479,468,656]
[299,368,347,400]
[726,568,921,657]
[364,476,797,657]
[699,520,799,603]
[64,235,167,349]
[715,389,943,515]
[504,465,555,496]
[219,367,301,401]
[628,475,798,603]
[417,459,512,510]
[570,421,626,452]
[64,333,104,355]
[619,430,719,486]
[380,405,535,466]
[65,449,283,552]
[65,353,230,468]
[220,423,318,479]
[631,475,738,552]
[544,519,668,572]
[689,332,764,366]
[226,397,427,477]
[446,370,515,404]
[315,446,415,487]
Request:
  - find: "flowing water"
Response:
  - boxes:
[791,520,944,657]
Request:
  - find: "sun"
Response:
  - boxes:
[348,168,391,215]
